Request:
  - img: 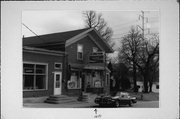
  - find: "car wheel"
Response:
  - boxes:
[115,101,120,107]
[129,100,132,107]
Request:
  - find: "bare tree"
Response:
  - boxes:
[118,27,159,93]
[83,11,113,45]
[135,33,159,93]
[118,27,143,92]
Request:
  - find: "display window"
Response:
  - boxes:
[93,72,102,88]
[67,71,81,89]
[85,71,103,88]
[23,63,47,91]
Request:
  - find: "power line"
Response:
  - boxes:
[22,23,39,37]
[113,33,129,37]
[22,23,47,44]
[112,31,152,40]
[111,20,139,28]
[112,26,132,31]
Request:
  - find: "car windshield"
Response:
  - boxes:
[116,92,129,98]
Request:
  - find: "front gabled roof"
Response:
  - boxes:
[23,28,113,53]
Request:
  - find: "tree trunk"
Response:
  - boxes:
[149,81,152,92]
[133,62,137,92]
[143,72,149,93]
[115,78,120,92]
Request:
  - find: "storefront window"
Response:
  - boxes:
[85,71,103,88]
[67,71,81,89]
[94,81,101,87]
[23,63,47,91]
[92,72,102,88]
[23,75,34,90]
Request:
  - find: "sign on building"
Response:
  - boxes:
[89,52,105,63]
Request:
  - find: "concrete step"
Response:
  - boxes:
[44,95,78,104]
[77,94,89,102]
[44,99,78,104]
[49,95,74,98]
[46,97,77,101]
[48,96,76,100]
[81,93,99,102]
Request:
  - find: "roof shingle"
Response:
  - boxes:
[23,28,89,46]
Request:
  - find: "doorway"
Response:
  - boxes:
[54,72,62,95]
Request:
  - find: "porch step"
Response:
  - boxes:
[77,94,89,102]
[82,93,98,102]
[44,95,78,104]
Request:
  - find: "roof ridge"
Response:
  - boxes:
[23,28,90,39]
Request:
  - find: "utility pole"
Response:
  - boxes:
[134,11,149,92]
[137,11,149,40]
[142,11,144,40]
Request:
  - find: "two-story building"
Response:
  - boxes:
[23,28,113,97]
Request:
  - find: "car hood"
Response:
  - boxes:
[103,96,112,98]
[130,97,136,100]
[112,96,119,99]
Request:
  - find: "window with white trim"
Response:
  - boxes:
[77,44,83,60]
[54,63,62,69]
[23,63,47,91]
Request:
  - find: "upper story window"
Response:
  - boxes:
[93,47,98,53]
[77,44,83,60]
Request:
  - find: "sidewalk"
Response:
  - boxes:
[23,92,159,108]
[23,94,99,108]
[23,101,97,108]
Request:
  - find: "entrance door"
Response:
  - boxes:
[54,72,62,95]
[81,74,84,91]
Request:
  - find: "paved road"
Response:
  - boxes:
[132,101,159,108]
[89,101,159,108]
[24,101,159,108]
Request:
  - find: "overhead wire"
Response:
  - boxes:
[22,23,39,37]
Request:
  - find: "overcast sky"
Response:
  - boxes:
[22,10,159,59]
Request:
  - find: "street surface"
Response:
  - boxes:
[24,101,159,108]
[90,101,159,108]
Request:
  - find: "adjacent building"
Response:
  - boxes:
[23,47,66,97]
[23,28,113,97]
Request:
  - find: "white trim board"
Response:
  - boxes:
[65,28,94,46]
[65,33,104,52]
[23,49,64,57]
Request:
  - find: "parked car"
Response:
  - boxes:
[94,92,137,107]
